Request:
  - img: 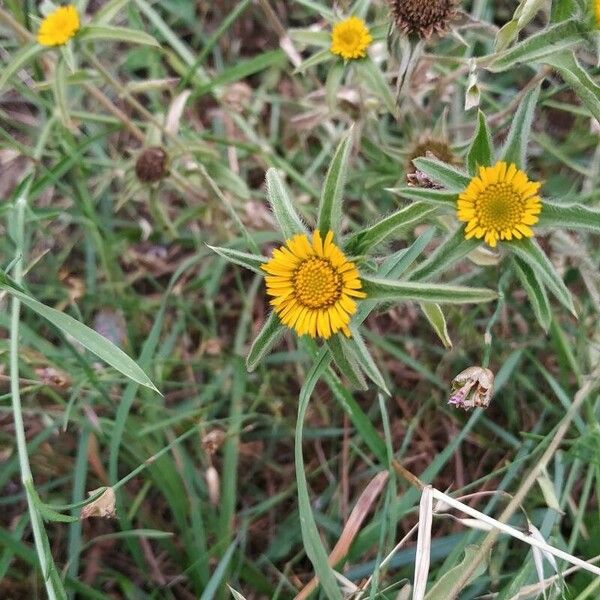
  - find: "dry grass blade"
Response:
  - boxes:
[412,486,434,600]
[295,470,389,600]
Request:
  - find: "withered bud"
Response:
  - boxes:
[448,366,494,411]
[388,0,458,39]
[407,138,457,174]
[80,487,116,519]
[201,429,226,456]
[135,147,169,183]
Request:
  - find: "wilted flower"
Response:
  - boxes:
[80,487,116,519]
[330,17,373,60]
[388,0,458,39]
[457,161,542,248]
[448,366,494,410]
[135,147,169,183]
[37,5,80,47]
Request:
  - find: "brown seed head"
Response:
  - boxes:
[388,0,458,39]
[406,137,457,174]
[135,146,168,183]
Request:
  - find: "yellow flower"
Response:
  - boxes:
[37,5,80,47]
[330,17,372,60]
[457,161,542,248]
[262,230,366,339]
[595,0,600,26]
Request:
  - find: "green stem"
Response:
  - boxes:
[10,188,64,600]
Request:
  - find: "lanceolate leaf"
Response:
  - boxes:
[510,238,576,316]
[0,43,44,93]
[542,51,600,123]
[537,200,600,232]
[409,227,480,282]
[327,336,367,390]
[345,203,437,254]
[420,302,452,348]
[484,19,583,72]
[265,168,307,238]
[345,328,390,394]
[209,245,266,274]
[78,25,160,46]
[387,187,458,208]
[513,256,552,332]
[467,110,493,174]
[361,277,497,304]
[246,313,284,372]
[380,228,436,278]
[356,57,397,115]
[318,129,353,237]
[0,270,158,392]
[411,157,471,191]
[500,83,540,168]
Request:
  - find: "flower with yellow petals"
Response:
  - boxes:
[457,161,542,248]
[262,230,366,339]
[37,5,80,47]
[594,0,600,26]
[330,17,372,60]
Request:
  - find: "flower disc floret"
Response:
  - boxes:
[457,161,542,248]
[330,17,373,60]
[262,230,366,339]
[37,5,80,47]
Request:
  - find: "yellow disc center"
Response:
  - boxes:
[293,258,342,309]
[476,183,523,229]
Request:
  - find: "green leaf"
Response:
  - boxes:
[411,157,471,191]
[409,227,480,282]
[424,545,487,600]
[289,28,331,48]
[380,228,436,278]
[0,271,159,392]
[327,336,368,390]
[361,276,497,304]
[52,58,71,129]
[0,42,44,93]
[293,48,332,73]
[542,51,600,123]
[500,84,540,168]
[325,60,345,110]
[537,200,600,232]
[356,57,397,115]
[512,256,552,332]
[265,168,307,239]
[246,313,284,372]
[484,19,583,72]
[78,25,160,46]
[209,245,267,274]
[345,203,437,255]
[346,326,389,394]
[295,351,344,600]
[509,238,576,316]
[318,129,353,237]
[25,481,79,524]
[387,187,458,208]
[466,110,493,174]
[420,302,452,348]
[92,0,133,24]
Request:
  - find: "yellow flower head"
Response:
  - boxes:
[457,161,542,248]
[262,230,366,339]
[595,0,600,26]
[37,5,80,47]
[330,17,372,60]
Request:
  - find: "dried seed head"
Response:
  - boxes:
[388,0,458,39]
[406,137,457,174]
[80,487,116,519]
[135,146,169,183]
[448,366,494,410]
